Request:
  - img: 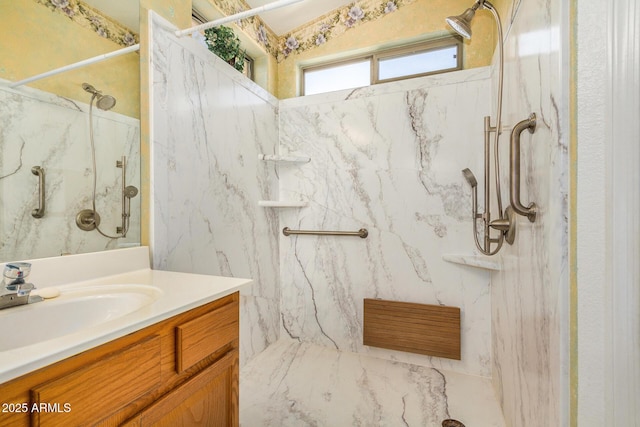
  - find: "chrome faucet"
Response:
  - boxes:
[0,263,43,309]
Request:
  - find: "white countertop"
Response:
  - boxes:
[0,247,251,383]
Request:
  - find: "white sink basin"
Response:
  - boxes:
[0,284,162,351]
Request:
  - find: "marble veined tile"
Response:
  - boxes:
[278,181,492,375]
[488,0,569,425]
[240,338,506,427]
[280,67,491,109]
[0,84,140,262]
[151,15,279,299]
[150,13,281,364]
[277,69,494,377]
[280,80,490,174]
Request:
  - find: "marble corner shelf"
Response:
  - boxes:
[258,201,308,208]
[258,154,311,163]
[442,254,502,271]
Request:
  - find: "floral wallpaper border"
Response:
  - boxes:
[35,0,415,59]
[35,0,139,47]
[212,0,281,58]
[210,0,417,62]
[276,0,417,61]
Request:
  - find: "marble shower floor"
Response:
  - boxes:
[240,339,506,427]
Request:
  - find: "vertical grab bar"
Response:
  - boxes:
[31,166,45,218]
[116,155,127,237]
[509,113,537,222]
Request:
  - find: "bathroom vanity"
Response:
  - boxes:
[0,247,250,426]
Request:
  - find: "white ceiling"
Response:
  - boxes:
[82,0,353,36]
[244,0,354,35]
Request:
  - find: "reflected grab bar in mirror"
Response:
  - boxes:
[282,227,368,239]
[31,166,45,218]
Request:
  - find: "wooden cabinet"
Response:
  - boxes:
[0,292,239,427]
[123,351,237,427]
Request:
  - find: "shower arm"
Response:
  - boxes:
[453,0,512,255]
[473,3,508,255]
[487,1,505,220]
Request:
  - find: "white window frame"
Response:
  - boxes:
[301,36,462,96]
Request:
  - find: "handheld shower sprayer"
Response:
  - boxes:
[117,184,139,236]
[448,0,515,255]
[124,186,139,198]
[76,83,136,239]
[461,168,478,188]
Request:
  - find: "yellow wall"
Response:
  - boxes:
[276,0,495,99]
[0,2,140,118]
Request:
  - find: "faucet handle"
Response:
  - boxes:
[4,262,32,287]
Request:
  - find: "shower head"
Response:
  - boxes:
[96,95,116,111]
[124,185,139,198]
[462,168,478,187]
[82,82,117,111]
[445,0,487,39]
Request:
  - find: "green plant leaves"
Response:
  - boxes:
[204,26,246,73]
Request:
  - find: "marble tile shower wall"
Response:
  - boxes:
[278,68,494,377]
[490,0,569,425]
[0,84,140,261]
[149,15,281,364]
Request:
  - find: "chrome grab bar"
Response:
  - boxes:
[31,166,45,218]
[509,113,537,222]
[282,227,368,238]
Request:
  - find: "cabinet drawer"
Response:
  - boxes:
[31,335,161,426]
[175,299,238,373]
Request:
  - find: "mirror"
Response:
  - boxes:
[0,0,141,263]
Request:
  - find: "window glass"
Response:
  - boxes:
[378,46,459,81]
[301,37,462,97]
[304,60,371,96]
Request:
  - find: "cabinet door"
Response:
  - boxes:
[124,351,238,427]
[31,335,161,427]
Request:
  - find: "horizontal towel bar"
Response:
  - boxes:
[282,227,368,238]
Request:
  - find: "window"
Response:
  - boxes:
[304,59,371,96]
[192,9,254,81]
[301,37,462,96]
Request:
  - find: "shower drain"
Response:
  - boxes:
[442,419,466,427]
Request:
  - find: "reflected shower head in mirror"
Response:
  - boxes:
[462,168,478,188]
[82,82,116,111]
[124,185,139,198]
[95,94,116,111]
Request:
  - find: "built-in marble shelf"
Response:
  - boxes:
[442,254,502,271]
[258,154,311,163]
[258,200,308,208]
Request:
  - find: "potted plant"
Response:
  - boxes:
[204,26,246,73]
